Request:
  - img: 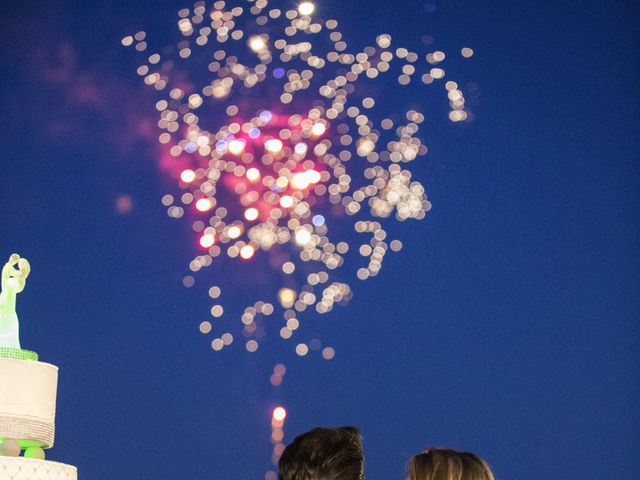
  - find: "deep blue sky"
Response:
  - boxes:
[1,1,638,479]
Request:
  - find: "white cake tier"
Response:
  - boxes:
[0,457,77,480]
[0,357,58,448]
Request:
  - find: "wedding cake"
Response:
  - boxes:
[0,254,77,479]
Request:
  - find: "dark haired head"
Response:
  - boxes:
[278,426,364,480]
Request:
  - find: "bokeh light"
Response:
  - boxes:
[272,406,287,422]
[249,36,267,52]
[195,198,214,212]
[180,169,196,183]
[246,167,261,182]
[240,245,255,260]
[298,2,316,16]
[199,233,215,249]
[115,194,133,214]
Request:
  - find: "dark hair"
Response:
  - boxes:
[407,448,494,480]
[278,426,364,480]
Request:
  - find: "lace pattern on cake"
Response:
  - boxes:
[0,457,76,480]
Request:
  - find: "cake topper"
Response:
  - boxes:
[0,253,31,349]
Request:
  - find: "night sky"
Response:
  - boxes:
[1,1,638,479]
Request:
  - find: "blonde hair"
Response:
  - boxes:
[407,448,494,480]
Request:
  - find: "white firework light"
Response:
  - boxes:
[124,0,474,359]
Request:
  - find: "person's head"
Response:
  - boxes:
[407,448,494,480]
[278,426,364,480]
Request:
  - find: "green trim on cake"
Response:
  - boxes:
[19,439,43,449]
[0,438,43,449]
[0,347,38,361]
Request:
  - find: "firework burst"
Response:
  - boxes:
[124,0,474,359]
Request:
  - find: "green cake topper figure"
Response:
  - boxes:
[0,253,31,349]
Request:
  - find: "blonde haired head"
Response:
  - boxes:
[407,448,494,480]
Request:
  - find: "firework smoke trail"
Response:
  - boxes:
[125,0,474,474]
